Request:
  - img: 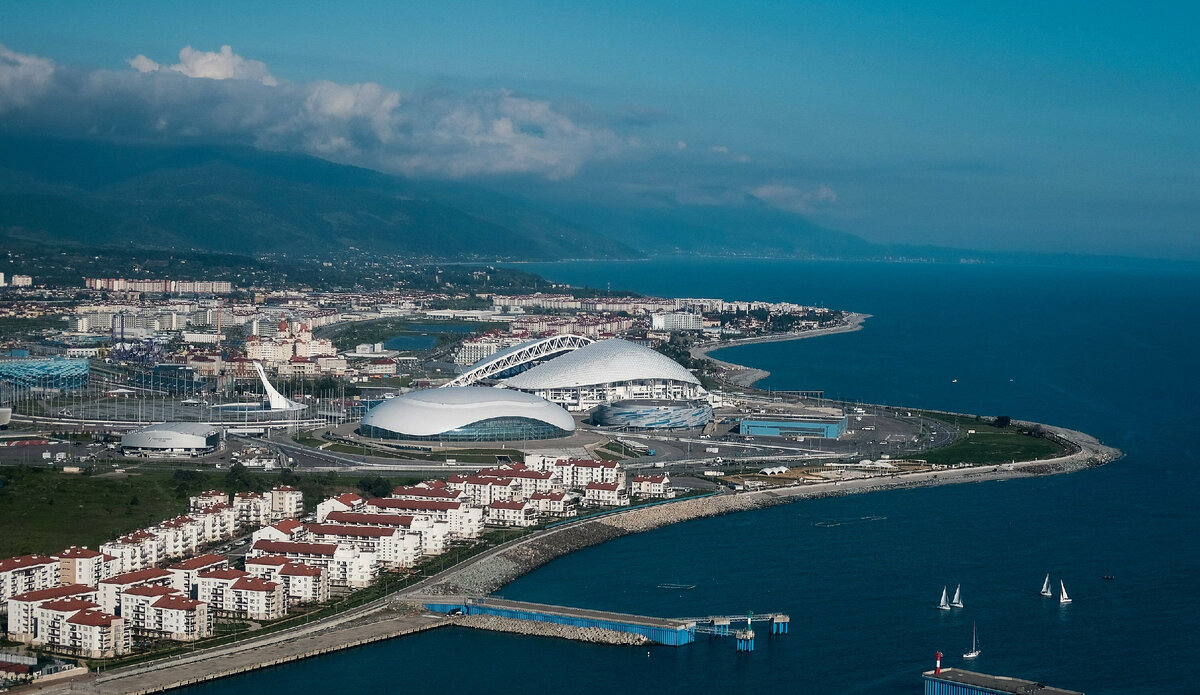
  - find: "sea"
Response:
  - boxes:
[182,257,1200,694]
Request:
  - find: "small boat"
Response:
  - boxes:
[950,584,964,608]
[656,583,697,590]
[1059,579,1072,604]
[1103,575,1115,581]
[938,586,951,610]
[1040,573,1053,597]
[963,622,981,659]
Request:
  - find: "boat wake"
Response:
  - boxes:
[812,515,888,528]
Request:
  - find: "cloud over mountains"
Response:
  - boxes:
[0,44,625,179]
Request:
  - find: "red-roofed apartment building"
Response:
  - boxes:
[167,554,229,596]
[247,540,378,588]
[197,569,285,620]
[194,503,239,542]
[99,568,172,616]
[0,555,60,603]
[485,500,538,527]
[232,492,271,529]
[268,486,304,521]
[54,547,119,587]
[151,516,204,559]
[364,498,484,539]
[303,524,421,569]
[630,474,675,499]
[6,585,98,642]
[188,490,229,512]
[244,556,329,605]
[315,492,365,522]
[584,482,629,508]
[64,608,129,658]
[100,530,164,573]
[251,519,309,544]
[529,491,578,518]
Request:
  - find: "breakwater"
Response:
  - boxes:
[450,614,651,646]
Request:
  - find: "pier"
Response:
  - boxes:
[420,596,697,646]
[419,597,790,650]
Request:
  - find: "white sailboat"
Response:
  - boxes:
[963,622,981,659]
[1059,580,1072,604]
[938,586,951,610]
[1040,573,1053,597]
[950,584,964,608]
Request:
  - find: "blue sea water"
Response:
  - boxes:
[181,258,1200,694]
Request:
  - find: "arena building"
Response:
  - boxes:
[121,422,223,457]
[501,339,704,412]
[592,399,713,430]
[359,387,575,442]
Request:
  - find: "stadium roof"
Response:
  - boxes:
[360,386,575,438]
[502,339,699,390]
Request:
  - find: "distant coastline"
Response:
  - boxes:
[690,312,871,387]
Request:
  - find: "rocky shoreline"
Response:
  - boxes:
[426,424,1120,597]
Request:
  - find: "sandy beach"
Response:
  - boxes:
[690,312,871,387]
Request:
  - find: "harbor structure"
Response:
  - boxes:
[923,668,1084,695]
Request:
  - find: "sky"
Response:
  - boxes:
[1,1,1197,259]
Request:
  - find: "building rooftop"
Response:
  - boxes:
[924,668,1084,695]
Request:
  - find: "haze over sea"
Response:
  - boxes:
[182,258,1200,694]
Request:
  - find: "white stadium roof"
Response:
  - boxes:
[360,386,575,437]
[502,339,699,390]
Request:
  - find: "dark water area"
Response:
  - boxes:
[382,323,476,351]
[181,258,1200,694]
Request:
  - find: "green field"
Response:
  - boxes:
[919,416,1067,466]
[0,465,422,557]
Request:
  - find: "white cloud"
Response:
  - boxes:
[0,45,56,113]
[0,44,627,180]
[751,183,838,214]
[130,45,277,86]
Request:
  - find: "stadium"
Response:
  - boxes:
[121,422,222,457]
[500,339,706,412]
[592,399,714,430]
[359,386,576,442]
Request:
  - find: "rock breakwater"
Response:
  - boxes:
[452,614,650,645]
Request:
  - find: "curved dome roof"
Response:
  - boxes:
[502,339,699,390]
[360,386,575,437]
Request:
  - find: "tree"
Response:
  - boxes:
[993,415,1012,428]
[356,475,392,499]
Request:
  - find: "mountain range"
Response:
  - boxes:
[0,137,901,262]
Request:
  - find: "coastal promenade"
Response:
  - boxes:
[23,421,1118,695]
[690,313,871,387]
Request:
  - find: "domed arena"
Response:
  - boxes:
[501,338,705,411]
[359,386,576,442]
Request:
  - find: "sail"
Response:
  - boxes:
[1041,574,1052,595]
[1059,580,1072,603]
[951,584,963,607]
[938,586,950,609]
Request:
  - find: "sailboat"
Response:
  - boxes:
[963,623,981,659]
[950,584,964,608]
[1059,580,1073,604]
[1040,573,1053,597]
[938,586,951,610]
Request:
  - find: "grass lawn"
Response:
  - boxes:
[919,417,1067,466]
[0,465,421,557]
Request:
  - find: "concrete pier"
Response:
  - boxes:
[420,596,696,646]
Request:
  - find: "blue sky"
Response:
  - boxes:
[2,1,1197,258]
